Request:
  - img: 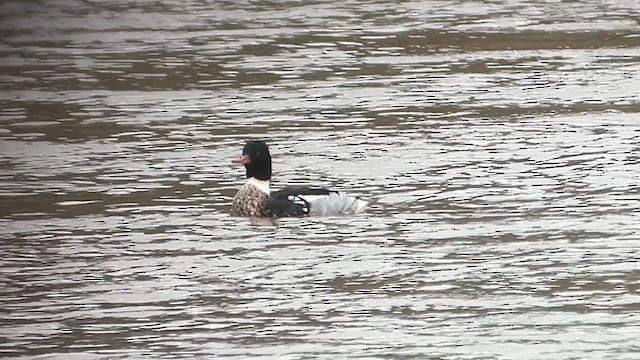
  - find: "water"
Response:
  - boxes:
[1,0,639,358]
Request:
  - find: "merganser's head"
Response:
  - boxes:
[232,140,272,181]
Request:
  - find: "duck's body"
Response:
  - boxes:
[232,141,367,218]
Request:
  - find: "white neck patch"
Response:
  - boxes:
[247,177,270,194]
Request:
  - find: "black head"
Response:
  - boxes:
[232,140,272,180]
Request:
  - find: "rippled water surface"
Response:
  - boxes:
[1,0,640,359]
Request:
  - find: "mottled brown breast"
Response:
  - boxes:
[232,183,271,217]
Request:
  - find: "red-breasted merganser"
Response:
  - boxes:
[232,140,367,217]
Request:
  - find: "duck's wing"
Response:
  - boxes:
[268,187,329,217]
[269,187,367,217]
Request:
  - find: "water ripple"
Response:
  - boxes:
[1,0,640,359]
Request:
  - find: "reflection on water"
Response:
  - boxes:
[1,0,639,358]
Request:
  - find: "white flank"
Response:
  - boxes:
[247,177,270,194]
[306,192,368,216]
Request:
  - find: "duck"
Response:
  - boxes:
[232,140,367,217]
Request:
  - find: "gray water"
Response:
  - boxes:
[1,0,640,359]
